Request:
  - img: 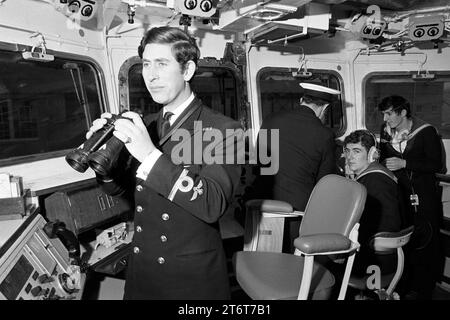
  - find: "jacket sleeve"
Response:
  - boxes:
[142,127,244,223]
[317,131,338,181]
[405,126,443,174]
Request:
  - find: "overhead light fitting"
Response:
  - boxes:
[249,8,284,21]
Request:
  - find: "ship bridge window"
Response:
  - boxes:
[127,63,240,121]
[0,49,104,165]
[257,68,345,135]
[365,73,450,139]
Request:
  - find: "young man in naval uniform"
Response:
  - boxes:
[250,83,340,253]
[343,130,403,276]
[87,26,244,299]
[378,95,444,299]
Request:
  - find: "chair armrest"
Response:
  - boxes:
[246,200,303,218]
[262,211,304,218]
[246,199,294,213]
[294,233,353,255]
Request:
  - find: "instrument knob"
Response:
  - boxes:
[30,286,43,297]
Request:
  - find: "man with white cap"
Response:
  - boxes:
[250,82,341,253]
[299,83,341,121]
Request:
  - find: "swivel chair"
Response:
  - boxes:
[348,225,414,300]
[242,198,303,253]
[233,174,367,300]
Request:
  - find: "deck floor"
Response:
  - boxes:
[82,235,450,300]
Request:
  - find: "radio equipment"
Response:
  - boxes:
[0,212,85,300]
[44,184,131,236]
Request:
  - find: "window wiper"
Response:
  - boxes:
[63,62,91,129]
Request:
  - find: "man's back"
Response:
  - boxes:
[353,163,403,276]
[356,165,402,244]
[254,105,337,211]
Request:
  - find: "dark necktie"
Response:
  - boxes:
[159,111,174,139]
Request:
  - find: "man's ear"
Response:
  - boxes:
[400,109,407,118]
[183,60,196,81]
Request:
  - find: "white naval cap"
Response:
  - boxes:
[299,83,341,102]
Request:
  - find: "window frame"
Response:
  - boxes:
[118,54,248,128]
[256,66,347,137]
[0,41,109,167]
[362,70,450,138]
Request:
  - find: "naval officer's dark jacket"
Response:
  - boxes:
[97,97,244,299]
[251,105,337,211]
[249,105,337,253]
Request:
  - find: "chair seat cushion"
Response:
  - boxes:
[233,252,335,300]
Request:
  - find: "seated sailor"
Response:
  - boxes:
[343,130,403,275]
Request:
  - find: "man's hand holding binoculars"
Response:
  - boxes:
[87,111,156,163]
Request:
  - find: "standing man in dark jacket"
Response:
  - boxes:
[378,95,444,299]
[87,26,243,299]
[251,83,339,252]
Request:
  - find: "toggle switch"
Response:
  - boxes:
[38,274,54,284]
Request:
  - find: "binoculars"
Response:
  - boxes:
[65,114,126,176]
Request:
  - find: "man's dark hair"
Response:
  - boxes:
[344,130,376,152]
[138,26,200,72]
[378,95,411,118]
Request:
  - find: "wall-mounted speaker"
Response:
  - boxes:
[409,15,445,41]
[174,0,217,18]
[53,0,99,21]
[360,20,387,39]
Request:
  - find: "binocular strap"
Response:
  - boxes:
[158,102,202,146]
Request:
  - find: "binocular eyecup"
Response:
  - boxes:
[65,115,126,176]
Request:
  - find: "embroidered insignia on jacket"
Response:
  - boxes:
[190,180,203,201]
[168,169,203,202]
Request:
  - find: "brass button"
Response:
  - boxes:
[136,205,143,213]
[133,247,140,254]
[136,185,143,192]
[157,257,165,264]
[136,226,142,233]
[160,235,167,242]
[161,213,169,221]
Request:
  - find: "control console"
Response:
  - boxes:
[0,212,85,300]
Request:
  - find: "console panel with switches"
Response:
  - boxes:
[0,212,85,300]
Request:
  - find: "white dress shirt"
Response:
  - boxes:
[136,93,195,180]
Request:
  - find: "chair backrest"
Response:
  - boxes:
[299,174,367,238]
[368,226,415,298]
[370,225,415,252]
